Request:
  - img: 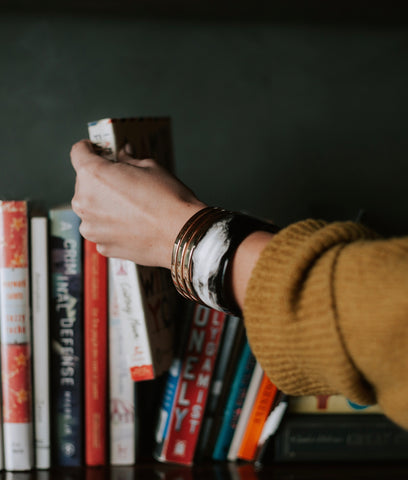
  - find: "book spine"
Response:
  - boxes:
[30,216,51,469]
[288,394,382,414]
[212,339,256,461]
[49,207,84,466]
[195,315,244,461]
[236,372,278,461]
[154,357,183,458]
[227,362,264,461]
[137,266,176,378]
[0,200,34,471]
[108,259,137,465]
[110,258,155,381]
[88,118,117,161]
[158,305,226,466]
[154,302,194,461]
[84,240,108,465]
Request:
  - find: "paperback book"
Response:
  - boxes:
[108,258,138,465]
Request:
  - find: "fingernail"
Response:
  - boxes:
[124,142,134,156]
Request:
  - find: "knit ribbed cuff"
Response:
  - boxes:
[244,219,377,406]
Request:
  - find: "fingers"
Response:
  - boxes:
[70,139,110,171]
[117,144,157,169]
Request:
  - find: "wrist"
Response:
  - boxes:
[230,230,276,311]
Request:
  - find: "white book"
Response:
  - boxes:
[88,117,176,381]
[30,215,51,469]
[109,259,138,465]
[110,259,175,381]
[226,362,264,462]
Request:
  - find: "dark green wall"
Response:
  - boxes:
[1,12,407,235]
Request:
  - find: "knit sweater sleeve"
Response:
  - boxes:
[243,219,408,429]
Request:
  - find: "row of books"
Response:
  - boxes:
[2,116,408,472]
[0,199,180,471]
[153,302,286,467]
[0,198,288,471]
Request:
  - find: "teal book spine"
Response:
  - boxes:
[49,206,84,466]
[212,339,256,461]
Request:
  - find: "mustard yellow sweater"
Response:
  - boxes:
[244,219,408,429]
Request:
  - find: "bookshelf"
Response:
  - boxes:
[1,2,408,477]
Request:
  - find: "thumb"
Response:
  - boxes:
[70,139,108,171]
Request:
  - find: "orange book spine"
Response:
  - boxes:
[84,240,108,466]
[237,372,277,462]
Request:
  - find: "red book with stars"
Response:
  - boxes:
[0,200,34,471]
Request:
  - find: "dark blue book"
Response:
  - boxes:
[212,337,256,461]
[49,205,84,466]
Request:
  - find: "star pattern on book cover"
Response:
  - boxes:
[1,344,32,423]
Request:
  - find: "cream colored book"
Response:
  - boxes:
[31,215,51,469]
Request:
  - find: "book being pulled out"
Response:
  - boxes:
[88,117,177,381]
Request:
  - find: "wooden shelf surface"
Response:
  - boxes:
[2,462,408,479]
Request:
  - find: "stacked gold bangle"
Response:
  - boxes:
[171,207,227,303]
[171,206,279,315]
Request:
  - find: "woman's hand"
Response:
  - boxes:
[70,139,206,268]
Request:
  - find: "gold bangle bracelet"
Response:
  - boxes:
[181,209,227,301]
[171,207,218,300]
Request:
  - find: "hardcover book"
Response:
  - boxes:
[88,117,177,381]
[154,305,227,466]
[84,239,108,465]
[49,205,84,466]
[0,200,34,471]
[270,413,408,462]
[87,117,174,168]
[30,214,51,469]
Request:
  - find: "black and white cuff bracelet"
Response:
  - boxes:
[171,207,279,315]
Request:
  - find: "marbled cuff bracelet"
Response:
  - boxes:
[171,207,279,315]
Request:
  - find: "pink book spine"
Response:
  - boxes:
[0,200,33,471]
